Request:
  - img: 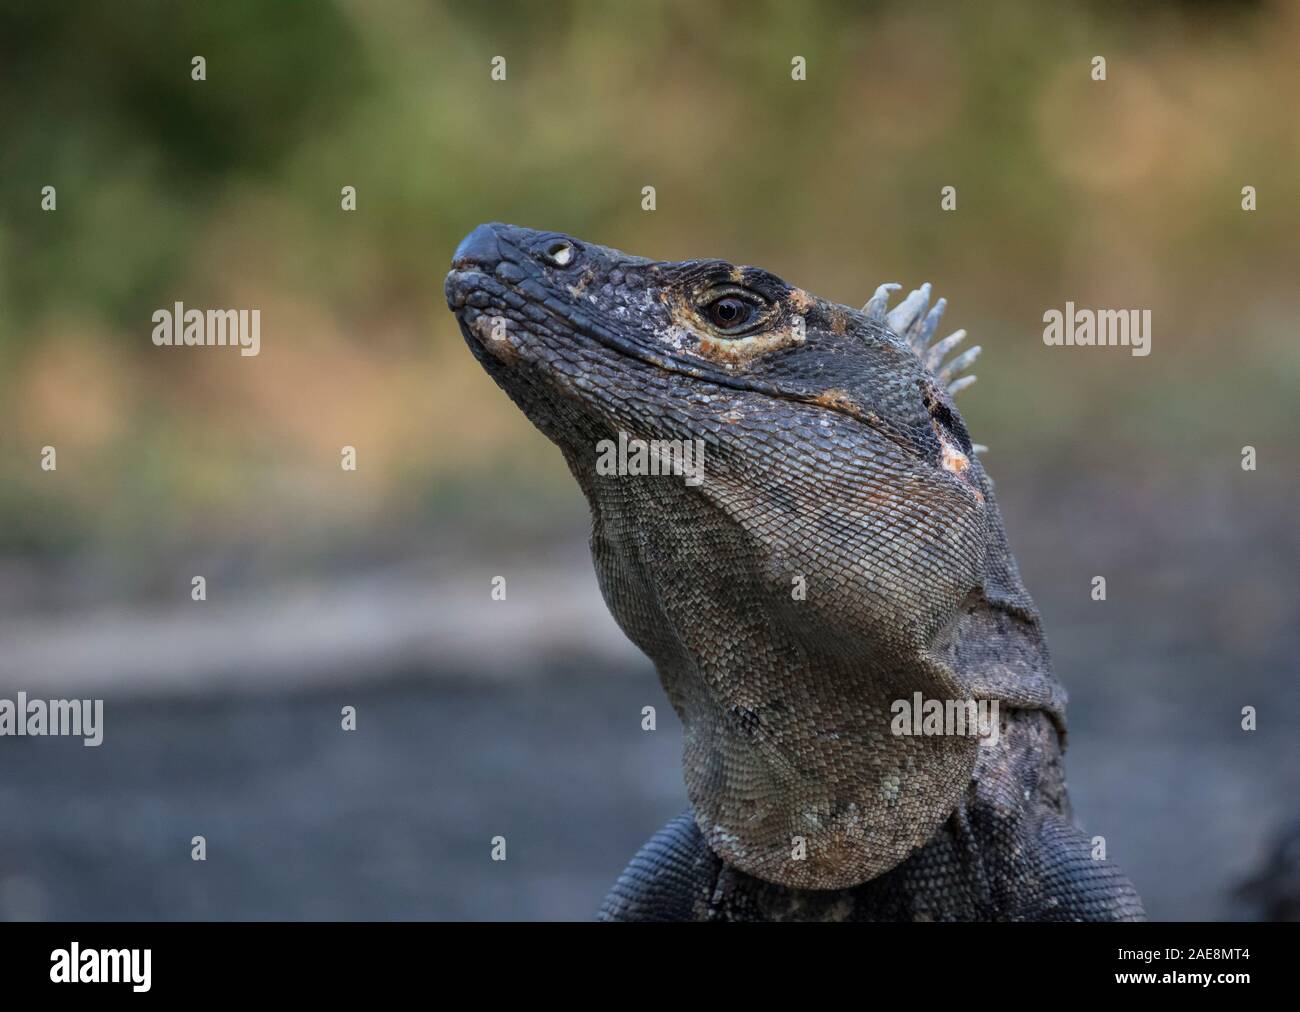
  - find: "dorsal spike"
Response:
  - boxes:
[865,282,985,403]
[863,282,901,322]
[915,297,947,350]
[886,283,931,338]
[937,345,981,384]
[924,329,967,371]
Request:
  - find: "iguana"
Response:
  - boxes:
[446,222,1146,921]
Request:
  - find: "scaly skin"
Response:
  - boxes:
[445,222,1144,921]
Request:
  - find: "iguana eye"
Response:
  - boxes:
[702,291,764,334]
[709,297,748,326]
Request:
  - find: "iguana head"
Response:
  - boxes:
[447,222,1060,889]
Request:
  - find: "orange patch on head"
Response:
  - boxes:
[810,389,872,424]
[940,439,969,474]
[812,388,859,413]
[696,329,803,363]
[934,424,984,502]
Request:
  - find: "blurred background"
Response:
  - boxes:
[0,0,1296,920]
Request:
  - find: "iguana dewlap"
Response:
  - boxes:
[446,222,1145,921]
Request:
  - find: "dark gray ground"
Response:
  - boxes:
[0,468,1296,921]
[0,665,685,921]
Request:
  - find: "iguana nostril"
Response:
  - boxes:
[542,240,575,267]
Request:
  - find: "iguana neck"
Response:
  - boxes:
[582,470,1064,889]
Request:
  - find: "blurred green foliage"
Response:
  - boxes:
[1,0,1296,566]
